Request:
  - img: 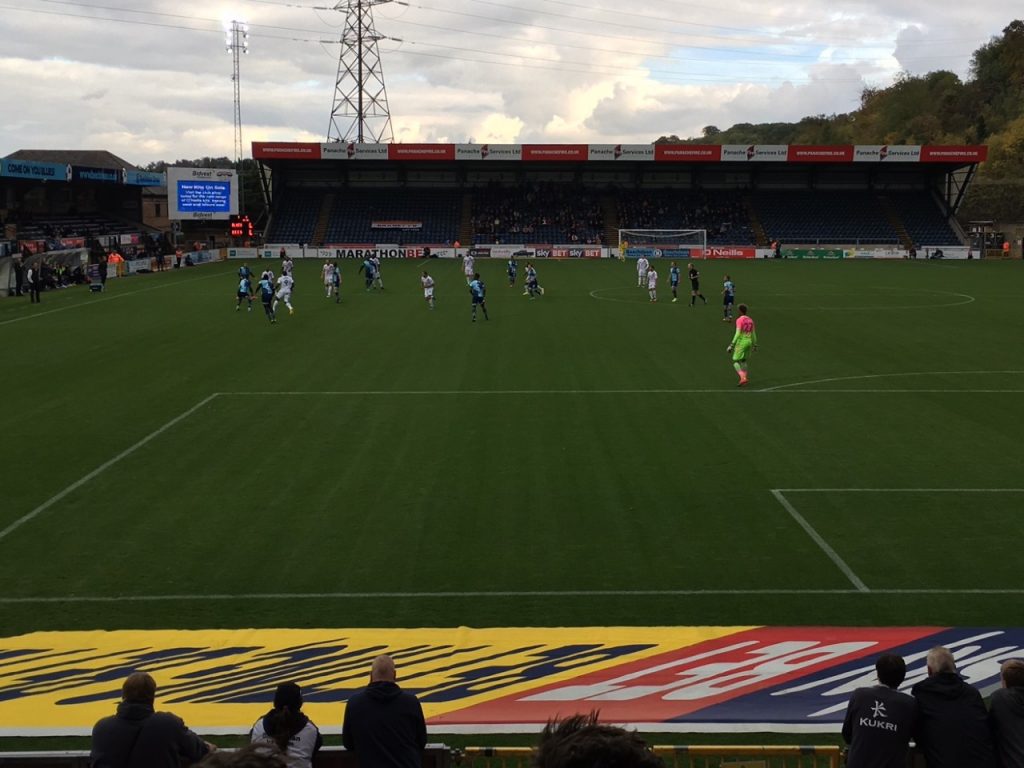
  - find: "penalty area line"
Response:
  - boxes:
[771,489,870,593]
[0,393,221,545]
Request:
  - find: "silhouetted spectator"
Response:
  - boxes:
[250,682,322,768]
[990,658,1024,768]
[534,712,664,768]
[342,654,426,768]
[90,671,214,768]
[911,646,995,768]
[842,653,917,768]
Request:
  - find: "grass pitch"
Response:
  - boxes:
[1,257,1022,637]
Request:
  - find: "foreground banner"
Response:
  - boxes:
[0,627,1020,735]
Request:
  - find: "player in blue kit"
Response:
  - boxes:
[238,263,253,281]
[236,275,254,311]
[256,275,276,324]
[669,262,681,302]
[507,256,518,287]
[469,273,489,322]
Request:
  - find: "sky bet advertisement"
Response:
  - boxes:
[1,626,1022,735]
[167,167,238,221]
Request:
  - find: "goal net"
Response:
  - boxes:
[617,229,706,261]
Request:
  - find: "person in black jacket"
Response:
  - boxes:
[342,654,427,768]
[990,659,1024,768]
[842,653,917,768]
[911,646,995,768]
[90,671,215,768]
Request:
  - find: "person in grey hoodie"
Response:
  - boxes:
[342,654,426,768]
[911,646,995,768]
[990,659,1024,768]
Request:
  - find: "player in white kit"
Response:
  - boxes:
[274,273,295,315]
[462,252,475,285]
[322,262,335,297]
[636,255,650,287]
[421,271,435,310]
[647,266,659,302]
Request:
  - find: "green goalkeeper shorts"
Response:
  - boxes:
[732,340,753,363]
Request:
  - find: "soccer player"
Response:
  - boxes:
[281,255,294,278]
[647,265,658,302]
[330,262,341,303]
[669,261,681,302]
[260,267,275,285]
[469,272,489,321]
[238,263,253,281]
[507,256,518,287]
[421,270,436,310]
[726,304,757,386]
[371,256,384,290]
[274,272,295,315]
[525,264,544,298]
[236,274,254,312]
[322,262,335,297]
[359,258,374,291]
[256,274,276,324]
[722,274,735,320]
[463,251,475,285]
[689,263,707,306]
[636,254,649,287]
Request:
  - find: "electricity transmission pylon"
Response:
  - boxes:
[327,0,395,144]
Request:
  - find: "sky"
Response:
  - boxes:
[0,0,1014,165]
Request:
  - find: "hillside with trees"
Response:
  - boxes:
[658,20,1024,223]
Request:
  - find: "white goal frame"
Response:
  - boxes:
[617,229,707,260]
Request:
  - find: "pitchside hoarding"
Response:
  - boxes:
[2,627,1021,735]
[167,167,238,221]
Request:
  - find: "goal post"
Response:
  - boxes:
[617,229,707,261]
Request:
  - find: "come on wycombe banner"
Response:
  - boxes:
[167,167,238,221]
[1,626,1021,736]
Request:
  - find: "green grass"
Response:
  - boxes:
[1,257,1023,638]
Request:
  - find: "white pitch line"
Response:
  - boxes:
[780,488,1024,493]
[2,587,1023,604]
[0,270,225,328]
[220,388,1024,396]
[0,393,221,544]
[762,370,1024,392]
[771,489,870,593]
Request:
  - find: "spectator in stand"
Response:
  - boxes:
[249,682,322,768]
[841,653,916,768]
[911,646,995,768]
[342,654,426,768]
[90,671,215,768]
[534,712,664,768]
[990,658,1024,768]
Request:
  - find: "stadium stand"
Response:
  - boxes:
[13,214,141,241]
[323,188,462,245]
[471,183,603,245]
[754,190,900,245]
[617,190,754,245]
[266,189,322,245]
[885,191,960,247]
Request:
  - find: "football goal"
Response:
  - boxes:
[617,229,706,261]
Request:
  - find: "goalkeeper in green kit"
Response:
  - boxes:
[727,304,757,386]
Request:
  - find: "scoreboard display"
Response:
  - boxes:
[230,214,254,238]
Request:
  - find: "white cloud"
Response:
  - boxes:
[0,0,1015,162]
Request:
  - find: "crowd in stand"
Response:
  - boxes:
[471,183,604,244]
[617,190,750,242]
[84,646,1024,768]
